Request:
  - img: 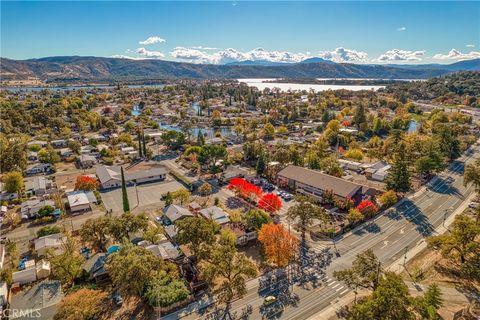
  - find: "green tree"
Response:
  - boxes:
[353,104,366,128]
[47,233,85,287]
[347,208,364,224]
[286,196,329,256]
[198,182,213,196]
[79,216,112,252]
[145,272,190,307]
[264,123,275,139]
[244,209,271,231]
[164,191,173,207]
[256,152,266,175]
[106,243,177,297]
[37,226,61,238]
[378,190,398,208]
[349,272,415,320]
[201,238,256,318]
[172,189,191,205]
[414,283,443,320]
[386,142,411,192]
[436,125,461,161]
[121,166,130,213]
[176,217,217,257]
[464,158,480,192]
[427,214,479,264]
[143,225,164,244]
[198,144,227,171]
[109,212,149,242]
[2,171,24,194]
[334,249,382,299]
[320,156,343,177]
[38,146,60,164]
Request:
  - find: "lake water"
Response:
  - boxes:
[0,84,165,92]
[238,78,385,92]
[407,120,418,134]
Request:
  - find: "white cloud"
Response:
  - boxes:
[397,26,407,31]
[376,49,425,62]
[317,47,369,63]
[139,36,166,45]
[466,44,475,48]
[111,54,146,60]
[171,47,311,64]
[433,48,480,60]
[192,46,218,50]
[136,47,165,58]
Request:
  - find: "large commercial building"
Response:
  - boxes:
[96,165,167,189]
[277,165,369,204]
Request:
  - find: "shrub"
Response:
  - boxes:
[37,226,62,238]
[378,190,398,208]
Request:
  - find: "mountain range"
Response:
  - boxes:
[1,56,479,82]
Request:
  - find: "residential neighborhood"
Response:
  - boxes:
[0,37,479,320]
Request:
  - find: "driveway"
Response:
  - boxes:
[101,179,185,213]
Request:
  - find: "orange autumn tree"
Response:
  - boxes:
[75,175,99,191]
[258,223,299,268]
[258,193,282,214]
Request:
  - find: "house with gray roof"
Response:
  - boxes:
[96,165,167,189]
[199,206,230,225]
[277,165,364,204]
[163,204,193,224]
[10,280,64,320]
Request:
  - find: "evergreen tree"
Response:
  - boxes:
[353,104,366,128]
[197,131,205,146]
[256,153,266,175]
[121,167,130,213]
[386,142,411,192]
[138,134,143,158]
[142,134,147,158]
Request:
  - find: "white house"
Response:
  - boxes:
[67,192,91,213]
[34,233,65,257]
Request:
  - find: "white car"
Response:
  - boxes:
[468,202,479,209]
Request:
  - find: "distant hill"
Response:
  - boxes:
[299,57,336,64]
[1,56,477,82]
[224,60,289,66]
[388,59,480,72]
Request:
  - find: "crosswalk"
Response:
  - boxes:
[300,267,350,298]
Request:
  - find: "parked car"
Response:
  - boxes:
[263,296,277,306]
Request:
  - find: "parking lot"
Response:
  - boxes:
[100,178,185,213]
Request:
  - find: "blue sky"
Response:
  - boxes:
[1,1,479,64]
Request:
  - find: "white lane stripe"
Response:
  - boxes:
[340,289,349,295]
[336,286,344,291]
[328,281,337,287]
[326,278,333,283]
[331,283,340,289]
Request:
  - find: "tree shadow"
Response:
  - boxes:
[428,176,464,199]
[393,199,435,237]
[445,160,464,175]
[352,222,381,236]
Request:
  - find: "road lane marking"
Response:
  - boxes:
[336,286,344,291]
[331,283,340,289]
[340,289,349,295]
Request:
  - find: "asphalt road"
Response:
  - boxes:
[172,142,479,320]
